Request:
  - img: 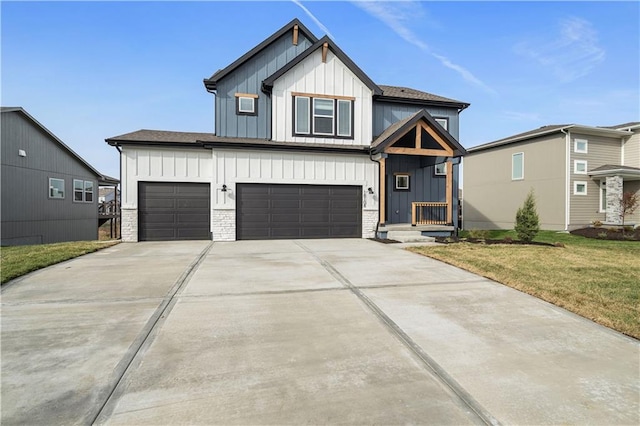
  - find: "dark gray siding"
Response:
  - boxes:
[373,101,460,140]
[386,155,460,228]
[215,32,313,139]
[1,111,100,245]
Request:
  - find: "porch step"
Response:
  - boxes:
[386,230,435,243]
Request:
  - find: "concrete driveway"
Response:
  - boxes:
[1,239,638,425]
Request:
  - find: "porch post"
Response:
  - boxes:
[446,158,453,224]
[380,157,386,224]
[605,175,623,225]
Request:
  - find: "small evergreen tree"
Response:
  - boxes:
[515,190,540,243]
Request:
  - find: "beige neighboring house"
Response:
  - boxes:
[464,122,640,231]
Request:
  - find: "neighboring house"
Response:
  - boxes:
[98,187,120,203]
[464,122,640,230]
[106,19,469,242]
[1,107,119,246]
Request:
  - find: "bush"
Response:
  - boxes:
[468,229,490,240]
[592,220,602,228]
[515,190,540,243]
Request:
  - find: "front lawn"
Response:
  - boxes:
[409,231,640,339]
[1,240,119,284]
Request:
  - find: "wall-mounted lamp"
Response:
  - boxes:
[221,184,228,192]
[367,187,374,195]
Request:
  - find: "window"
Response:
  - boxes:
[600,180,607,212]
[74,179,94,202]
[49,178,65,199]
[574,139,588,153]
[293,94,354,138]
[574,160,587,174]
[395,174,410,190]
[434,118,448,131]
[512,152,524,180]
[435,163,447,176]
[574,181,587,195]
[235,93,257,116]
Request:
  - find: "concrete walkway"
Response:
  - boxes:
[2,239,638,425]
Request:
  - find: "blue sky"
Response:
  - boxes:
[2,1,638,180]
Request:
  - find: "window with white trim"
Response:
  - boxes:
[395,174,410,190]
[435,163,447,176]
[293,95,353,138]
[49,178,65,199]
[574,160,587,174]
[434,118,448,131]
[74,179,94,202]
[574,139,588,153]
[512,152,524,180]
[599,180,607,212]
[574,181,587,195]
[235,93,257,116]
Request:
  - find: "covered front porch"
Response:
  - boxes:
[589,165,640,226]
[370,110,467,236]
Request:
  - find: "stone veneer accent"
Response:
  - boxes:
[121,208,138,242]
[212,209,236,241]
[362,210,379,238]
[605,175,623,225]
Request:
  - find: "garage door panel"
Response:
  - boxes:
[139,182,210,241]
[237,184,361,240]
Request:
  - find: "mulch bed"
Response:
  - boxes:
[570,227,640,241]
[434,236,557,247]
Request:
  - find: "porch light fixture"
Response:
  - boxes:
[221,184,228,192]
[367,187,374,194]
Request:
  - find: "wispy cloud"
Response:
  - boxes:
[514,17,605,82]
[353,1,495,94]
[291,0,336,41]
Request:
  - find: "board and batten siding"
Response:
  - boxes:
[569,133,622,227]
[215,32,313,140]
[372,101,460,141]
[623,130,639,168]
[121,147,213,208]
[271,49,373,145]
[1,110,100,245]
[464,134,566,230]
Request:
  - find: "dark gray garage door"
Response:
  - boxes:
[237,184,362,240]
[138,182,210,241]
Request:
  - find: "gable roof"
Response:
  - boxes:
[262,35,383,95]
[600,122,640,130]
[203,19,317,91]
[377,85,469,109]
[371,109,467,156]
[468,124,632,153]
[2,107,117,184]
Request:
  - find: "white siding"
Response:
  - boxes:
[271,49,373,145]
[121,146,213,208]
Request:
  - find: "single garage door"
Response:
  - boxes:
[138,182,210,241]
[237,184,362,240]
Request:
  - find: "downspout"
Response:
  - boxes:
[561,128,570,231]
[114,143,123,240]
[369,148,381,239]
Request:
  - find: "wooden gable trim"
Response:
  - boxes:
[293,24,299,45]
[322,42,329,63]
[382,119,454,157]
[386,147,452,157]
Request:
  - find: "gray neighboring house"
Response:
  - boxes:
[1,107,118,246]
[464,122,640,231]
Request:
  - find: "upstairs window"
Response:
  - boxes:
[434,118,449,131]
[235,93,258,116]
[74,179,94,202]
[293,94,353,139]
[574,160,587,174]
[512,152,524,180]
[435,163,447,176]
[49,178,65,199]
[574,138,588,153]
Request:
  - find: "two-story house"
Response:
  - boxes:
[464,122,640,230]
[107,19,469,242]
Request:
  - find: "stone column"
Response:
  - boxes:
[605,176,623,224]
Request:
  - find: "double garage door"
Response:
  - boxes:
[138,182,362,241]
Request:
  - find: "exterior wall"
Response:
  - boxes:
[120,146,214,242]
[215,32,313,139]
[372,101,460,140]
[569,132,622,227]
[1,111,99,245]
[623,180,640,225]
[464,134,566,230]
[622,130,640,168]
[271,49,373,145]
[212,148,378,240]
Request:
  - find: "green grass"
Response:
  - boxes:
[409,231,640,339]
[1,240,119,284]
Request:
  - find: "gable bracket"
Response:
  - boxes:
[293,24,299,45]
[322,42,329,63]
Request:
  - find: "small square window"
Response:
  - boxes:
[395,174,410,190]
[574,139,588,153]
[574,181,587,195]
[235,94,257,115]
[434,118,448,131]
[49,178,65,199]
[435,163,447,176]
[574,160,587,174]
